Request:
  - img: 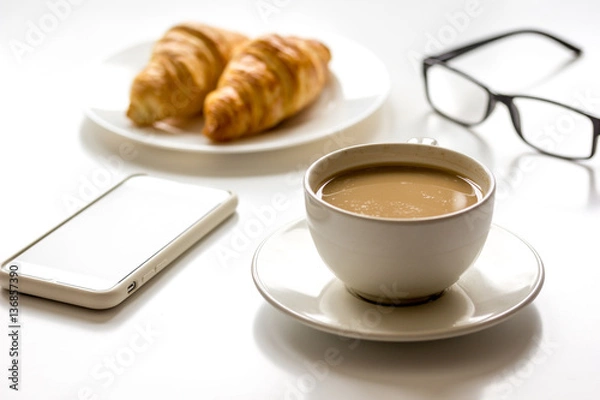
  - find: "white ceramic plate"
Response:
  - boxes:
[83,32,390,153]
[252,219,545,342]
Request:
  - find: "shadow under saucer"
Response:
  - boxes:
[253,300,543,399]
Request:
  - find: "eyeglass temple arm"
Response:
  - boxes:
[427,29,582,62]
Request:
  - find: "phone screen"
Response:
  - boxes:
[3,175,232,291]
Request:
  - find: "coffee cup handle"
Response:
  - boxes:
[407,137,438,146]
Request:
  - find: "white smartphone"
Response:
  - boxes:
[0,174,237,309]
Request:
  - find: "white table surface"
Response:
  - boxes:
[2,0,599,399]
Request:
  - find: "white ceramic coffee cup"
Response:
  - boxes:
[304,142,495,305]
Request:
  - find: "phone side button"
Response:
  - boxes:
[142,268,156,284]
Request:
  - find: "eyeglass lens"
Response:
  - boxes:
[426,63,490,125]
[512,97,594,159]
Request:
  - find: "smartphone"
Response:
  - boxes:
[0,174,237,309]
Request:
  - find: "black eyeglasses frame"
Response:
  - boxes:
[422,29,600,160]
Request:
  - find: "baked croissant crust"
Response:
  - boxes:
[126,23,248,125]
[202,34,332,141]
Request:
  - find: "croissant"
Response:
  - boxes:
[126,23,248,125]
[202,34,332,141]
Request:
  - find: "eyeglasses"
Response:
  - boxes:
[422,29,600,160]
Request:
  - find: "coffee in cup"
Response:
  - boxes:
[304,142,495,305]
[317,164,483,219]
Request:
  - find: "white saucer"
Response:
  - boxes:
[252,219,545,342]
